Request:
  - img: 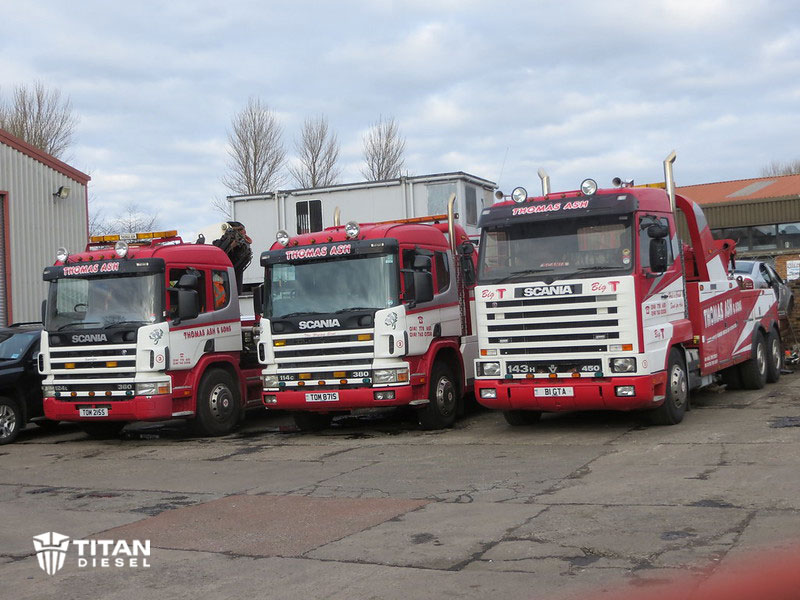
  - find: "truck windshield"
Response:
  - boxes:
[266,253,399,319]
[478,214,633,284]
[45,274,164,331]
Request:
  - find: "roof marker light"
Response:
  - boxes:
[115,240,129,258]
[580,179,598,196]
[276,230,290,246]
[56,247,69,262]
[511,187,528,203]
[345,221,360,239]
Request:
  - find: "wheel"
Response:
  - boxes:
[503,410,542,426]
[720,365,742,390]
[81,422,125,439]
[766,328,782,384]
[0,397,22,445]
[646,349,688,426]
[739,332,767,390]
[418,362,459,430]
[192,368,241,436]
[293,412,333,432]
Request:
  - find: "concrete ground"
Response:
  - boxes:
[1,374,800,599]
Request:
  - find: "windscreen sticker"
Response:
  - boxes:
[284,244,352,261]
[511,200,589,216]
[62,262,121,276]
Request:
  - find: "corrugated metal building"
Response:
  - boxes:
[0,128,89,325]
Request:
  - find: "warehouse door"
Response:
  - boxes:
[0,194,6,326]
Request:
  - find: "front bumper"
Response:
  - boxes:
[474,374,666,412]
[43,394,174,422]
[262,385,416,411]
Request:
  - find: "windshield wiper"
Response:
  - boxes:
[574,266,623,271]
[274,311,326,319]
[493,268,554,283]
[334,307,376,313]
[105,320,148,328]
[56,321,102,331]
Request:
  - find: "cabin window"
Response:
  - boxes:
[168,268,207,317]
[465,186,478,226]
[435,251,450,293]
[296,200,322,234]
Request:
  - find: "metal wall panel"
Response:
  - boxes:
[0,142,88,323]
[701,198,800,229]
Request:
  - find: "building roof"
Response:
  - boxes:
[677,174,800,206]
[0,127,90,185]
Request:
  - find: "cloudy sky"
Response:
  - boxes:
[2,0,799,238]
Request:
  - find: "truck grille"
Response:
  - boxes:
[49,343,137,399]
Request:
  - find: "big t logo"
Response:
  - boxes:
[32,532,70,575]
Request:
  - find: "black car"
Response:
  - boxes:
[0,323,56,444]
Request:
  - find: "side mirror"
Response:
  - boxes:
[459,242,476,286]
[413,271,434,304]
[649,238,669,273]
[412,255,432,271]
[41,300,47,325]
[253,284,264,317]
[647,223,669,239]
[178,273,200,289]
[177,289,200,321]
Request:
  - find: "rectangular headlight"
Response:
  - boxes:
[373,368,409,384]
[262,374,279,388]
[134,381,170,396]
[610,358,636,373]
[42,385,55,396]
[479,362,501,377]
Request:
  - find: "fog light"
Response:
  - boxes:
[374,390,396,400]
[611,358,636,373]
[615,385,636,397]
[263,394,277,405]
[480,388,497,399]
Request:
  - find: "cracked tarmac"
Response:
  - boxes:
[2,376,800,599]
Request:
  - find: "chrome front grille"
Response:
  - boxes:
[49,343,137,399]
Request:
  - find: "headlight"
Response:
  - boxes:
[262,374,279,388]
[276,230,290,246]
[610,358,636,373]
[345,221,360,239]
[373,368,409,384]
[511,187,528,203]
[115,240,129,258]
[135,381,171,396]
[42,385,55,396]
[56,247,69,262]
[580,178,598,196]
[479,362,501,377]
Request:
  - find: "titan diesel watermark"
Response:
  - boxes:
[32,532,151,575]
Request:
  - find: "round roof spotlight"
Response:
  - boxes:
[580,178,598,196]
[276,230,290,247]
[494,190,504,200]
[511,187,528,203]
[56,247,69,263]
[345,221,360,239]
[114,240,129,258]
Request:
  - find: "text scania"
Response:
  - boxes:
[62,262,120,276]
[511,200,589,216]
[71,333,108,343]
[285,244,352,261]
[703,298,743,328]
[299,319,341,330]
[522,285,575,297]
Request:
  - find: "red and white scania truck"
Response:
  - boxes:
[474,152,781,425]
[39,224,263,437]
[255,197,479,430]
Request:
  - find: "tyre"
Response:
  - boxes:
[720,365,742,390]
[81,422,125,439]
[293,412,333,432]
[646,349,688,426]
[0,397,22,445]
[503,410,542,426]
[418,362,459,430]
[192,368,241,436]
[739,332,767,390]
[766,328,782,384]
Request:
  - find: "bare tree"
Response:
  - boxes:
[361,116,407,181]
[107,202,159,234]
[87,197,110,237]
[289,115,341,188]
[0,81,78,159]
[211,195,233,219]
[222,98,286,195]
[761,159,800,177]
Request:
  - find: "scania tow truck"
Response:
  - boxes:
[474,152,781,426]
[255,196,478,430]
[39,224,263,437]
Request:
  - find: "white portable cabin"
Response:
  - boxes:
[229,172,496,286]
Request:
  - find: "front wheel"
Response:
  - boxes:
[418,363,459,430]
[192,368,241,436]
[645,349,688,426]
[0,397,22,445]
[739,332,767,390]
[766,328,782,384]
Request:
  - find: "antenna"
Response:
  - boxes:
[496,146,509,186]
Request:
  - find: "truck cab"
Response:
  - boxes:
[39,227,262,437]
[257,203,478,430]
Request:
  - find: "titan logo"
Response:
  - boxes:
[32,532,70,575]
[298,319,341,330]
[71,333,108,343]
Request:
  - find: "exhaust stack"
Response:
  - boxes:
[537,168,551,195]
[663,150,677,214]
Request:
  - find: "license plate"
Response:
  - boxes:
[79,408,109,417]
[305,392,339,403]
[534,387,574,397]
